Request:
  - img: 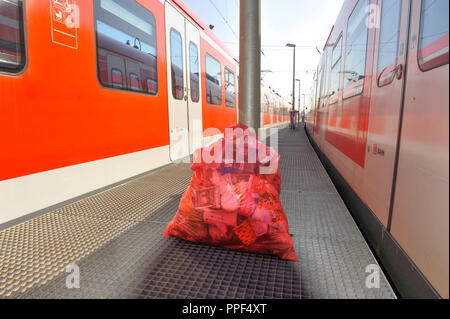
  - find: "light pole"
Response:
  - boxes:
[302,94,306,109]
[286,43,296,111]
[296,79,301,112]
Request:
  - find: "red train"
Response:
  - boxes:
[261,81,290,126]
[0,1,289,228]
[306,0,448,298]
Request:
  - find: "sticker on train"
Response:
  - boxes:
[50,0,79,49]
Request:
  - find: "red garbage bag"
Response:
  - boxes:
[163,124,298,262]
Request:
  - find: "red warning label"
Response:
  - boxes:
[50,0,79,49]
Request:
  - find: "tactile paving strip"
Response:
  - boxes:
[0,126,396,299]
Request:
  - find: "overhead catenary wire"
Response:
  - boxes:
[208,0,266,56]
[208,0,239,40]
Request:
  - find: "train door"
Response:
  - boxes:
[363,0,411,227]
[165,2,202,160]
[389,0,449,298]
[185,20,203,154]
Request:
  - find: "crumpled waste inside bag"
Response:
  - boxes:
[164,124,298,262]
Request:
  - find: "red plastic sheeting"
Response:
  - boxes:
[164,124,298,262]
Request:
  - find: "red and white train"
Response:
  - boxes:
[0,1,289,227]
[261,81,290,126]
[306,0,448,298]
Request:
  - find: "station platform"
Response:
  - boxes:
[0,126,396,299]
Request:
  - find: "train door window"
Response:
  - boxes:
[418,0,449,71]
[330,35,342,98]
[170,29,184,100]
[343,0,369,97]
[225,67,235,108]
[111,68,124,88]
[205,53,222,106]
[377,0,402,86]
[189,42,200,102]
[0,0,26,73]
[94,0,157,94]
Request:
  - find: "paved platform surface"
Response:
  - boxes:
[0,126,396,299]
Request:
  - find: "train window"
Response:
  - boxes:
[322,52,331,97]
[316,69,321,98]
[343,0,369,96]
[189,42,199,102]
[377,0,402,86]
[205,53,222,106]
[170,29,184,100]
[331,36,342,67]
[129,73,140,91]
[111,68,124,88]
[225,68,235,108]
[0,0,26,73]
[94,0,158,95]
[263,94,269,113]
[418,0,449,71]
[330,35,342,97]
[319,63,327,100]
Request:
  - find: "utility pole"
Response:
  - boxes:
[286,43,296,111]
[239,0,261,129]
[296,79,301,112]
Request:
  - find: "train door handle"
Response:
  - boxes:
[377,64,404,86]
[395,64,403,80]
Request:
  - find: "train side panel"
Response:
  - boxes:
[0,0,284,227]
[307,0,449,298]
[0,0,171,224]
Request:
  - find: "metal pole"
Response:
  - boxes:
[296,79,301,112]
[292,46,296,111]
[239,0,261,129]
[302,93,306,123]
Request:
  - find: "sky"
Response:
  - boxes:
[183,0,344,110]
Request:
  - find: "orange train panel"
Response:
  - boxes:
[0,0,169,182]
[200,37,237,136]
